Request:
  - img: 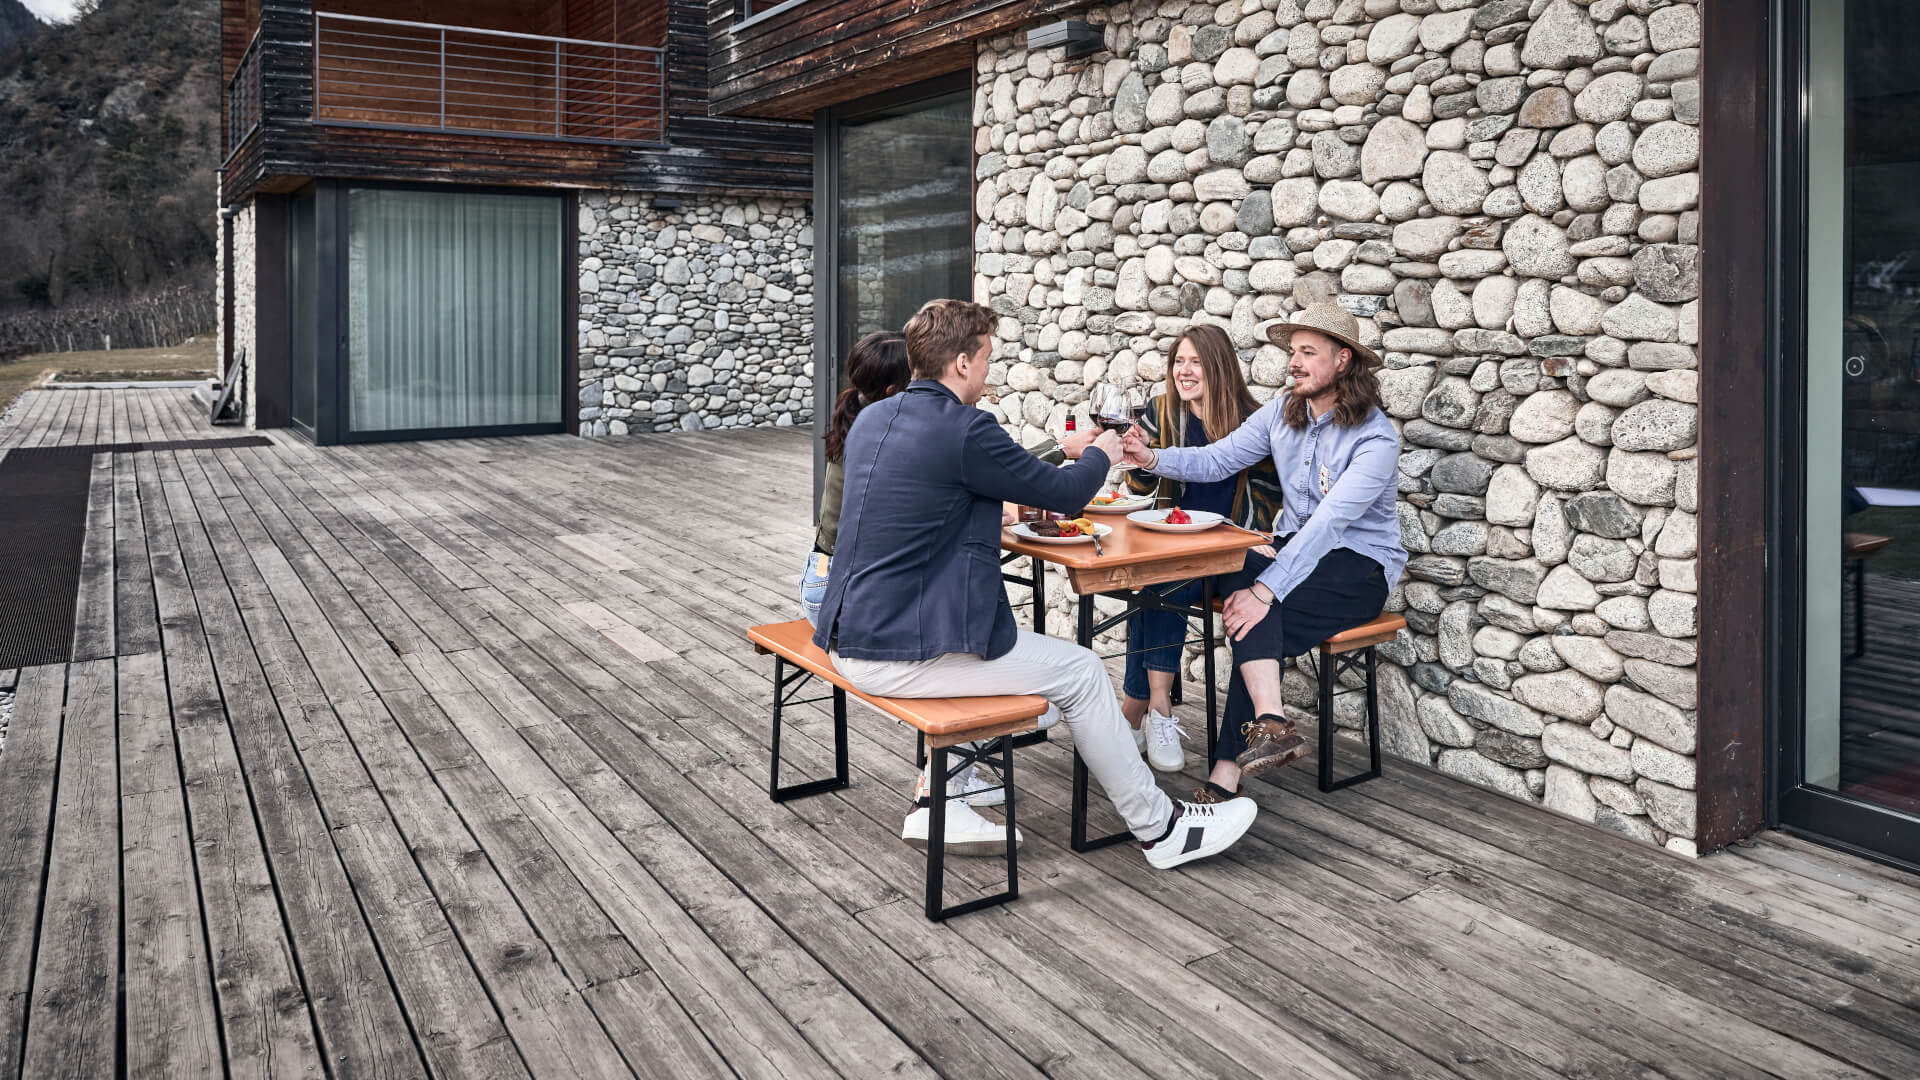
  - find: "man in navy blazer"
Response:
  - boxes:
[816,299,1258,870]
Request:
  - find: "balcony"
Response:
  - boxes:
[312,12,667,147]
[224,32,260,163]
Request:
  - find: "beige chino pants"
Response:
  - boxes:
[835,630,1175,840]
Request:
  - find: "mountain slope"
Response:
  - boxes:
[0,0,217,315]
[0,1,41,61]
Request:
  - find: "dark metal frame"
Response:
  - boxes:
[1313,645,1383,792]
[1765,0,1920,873]
[294,180,574,446]
[809,71,973,515]
[764,657,1022,921]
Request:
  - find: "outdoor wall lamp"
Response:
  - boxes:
[1026,20,1101,60]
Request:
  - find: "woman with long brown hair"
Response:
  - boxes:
[1119,323,1284,773]
[802,330,909,625]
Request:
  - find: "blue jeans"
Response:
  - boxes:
[799,550,830,626]
[1121,580,1202,702]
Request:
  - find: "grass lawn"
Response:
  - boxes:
[0,339,217,418]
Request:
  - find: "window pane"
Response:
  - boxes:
[835,94,972,360]
[1804,0,1920,816]
[346,188,563,432]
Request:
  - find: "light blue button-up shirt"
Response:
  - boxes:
[1152,395,1406,603]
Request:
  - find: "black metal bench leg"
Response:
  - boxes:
[768,660,850,802]
[1317,645,1335,793]
[925,739,1021,921]
[1318,645,1384,793]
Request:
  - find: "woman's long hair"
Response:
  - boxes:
[1281,330,1384,429]
[1164,324,1261,447]
[824,331,911,463]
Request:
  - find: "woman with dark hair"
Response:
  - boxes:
[1118,323,1284,773]
[1122,303,1405,805]
[802,330,910,625]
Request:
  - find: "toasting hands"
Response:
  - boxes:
[1120,429,1155,468]
[1090,427,1124,463]
[1060,425,1098,459]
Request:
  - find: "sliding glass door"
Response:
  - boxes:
[813,73,972,494]
[344,188,565,437]
[1788,0,1920,867]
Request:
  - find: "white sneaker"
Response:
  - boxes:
[919,759,1006,807]
[1145,708,1188,773]
[958,766,1006,808]
[1131,719,1148,755]
[902,799,1021,856]
[1141,797,1257,870]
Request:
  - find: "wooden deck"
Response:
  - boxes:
[0,386,1917,1080]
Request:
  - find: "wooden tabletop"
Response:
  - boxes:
[1001,517,1269,593]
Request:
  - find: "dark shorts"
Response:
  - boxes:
[1211,539,1389,764]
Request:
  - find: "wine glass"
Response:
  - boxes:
[1090,383,1146,472]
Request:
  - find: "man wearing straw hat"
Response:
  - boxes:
[1122,301,1406,804]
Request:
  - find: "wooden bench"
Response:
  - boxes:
[1207,603,1407,792]
[748,619,1050,921]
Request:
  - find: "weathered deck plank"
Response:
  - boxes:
[21,658,119,1080]
[0,664,66,1080]
[118,648,223,1079]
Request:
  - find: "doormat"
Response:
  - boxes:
[0,436,272,667]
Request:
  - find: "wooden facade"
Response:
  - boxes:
[220,0,810,203]
[706,0,1085,119]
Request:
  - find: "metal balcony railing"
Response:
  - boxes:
[312,13,667,146]
[224,32,261,164]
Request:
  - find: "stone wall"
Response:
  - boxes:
[975,0,1702,854]
[221,201,258,428]
[577,192,814,435]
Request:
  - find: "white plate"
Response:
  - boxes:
[1082,493,1154,513]
[1007,521,1113,545]
[1126,508,1227,533]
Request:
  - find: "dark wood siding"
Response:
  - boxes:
[222,0,808,204]
[706,0,1084,119]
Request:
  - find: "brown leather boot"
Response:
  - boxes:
[1235,714,1307,776]
[1189,781,1245,805]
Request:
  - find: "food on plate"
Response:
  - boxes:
[1165,507,1192,525]
[1029,518,1081,537]
[1089,489,1128,506]
[1070,517,1098,534]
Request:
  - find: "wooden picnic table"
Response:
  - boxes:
[1000,514,1270,849]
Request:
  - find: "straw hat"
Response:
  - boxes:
[1259,302,1382,369]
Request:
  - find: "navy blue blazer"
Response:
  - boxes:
[813,380,1111,662]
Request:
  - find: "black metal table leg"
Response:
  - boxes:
[1203,576,1218,761]
[1071,591,1137,852]
[1031,555,1046,637]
